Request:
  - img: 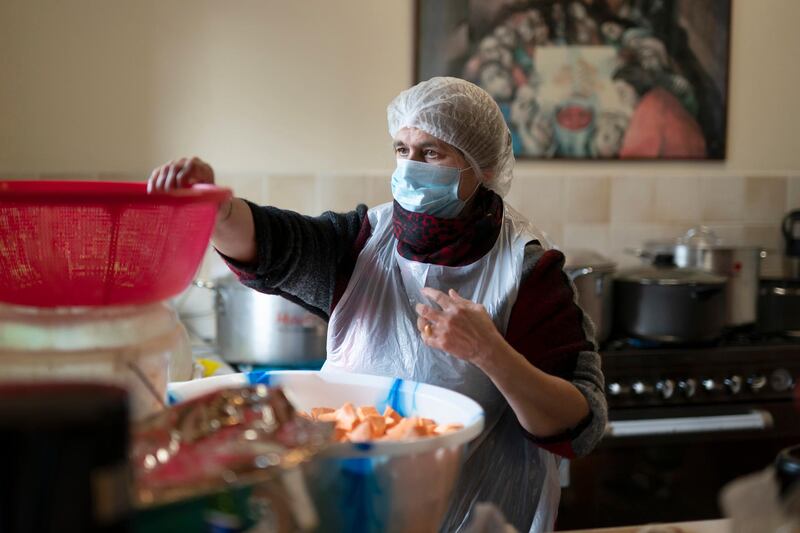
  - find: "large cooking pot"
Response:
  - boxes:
[563,249,616,345]
[758,277,800,336]
[632,226,764,327]
[197,276,327,365]
[614,266,728,343]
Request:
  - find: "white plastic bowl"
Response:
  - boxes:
[168,370,485,532]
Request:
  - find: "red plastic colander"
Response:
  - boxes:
[0,181,232,307]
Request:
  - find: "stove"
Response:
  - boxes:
[601,332,800,411]
[556,331,800,530]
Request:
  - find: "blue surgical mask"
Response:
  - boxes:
[391,159,470,218]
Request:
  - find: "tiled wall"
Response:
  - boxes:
[208,173,798,277]
[7,172,795,278]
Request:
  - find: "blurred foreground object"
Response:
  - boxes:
[0,383,131,533]
[132,385,329,532]
[720,444,800,533]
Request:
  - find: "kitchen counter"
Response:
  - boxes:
[554,518,730,533]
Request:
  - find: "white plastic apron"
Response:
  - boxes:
[323,202,560,533]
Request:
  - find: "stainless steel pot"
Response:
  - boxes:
[614,266,728,343]
[633,226,765,327]
[563,249,616,345]
[197,276,327,365]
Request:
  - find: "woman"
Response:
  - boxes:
[150,77,607,532]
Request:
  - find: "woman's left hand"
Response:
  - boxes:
[415,287,505,365]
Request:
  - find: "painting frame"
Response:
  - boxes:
[414,0,732,161]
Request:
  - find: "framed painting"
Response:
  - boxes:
[415,0,732,160]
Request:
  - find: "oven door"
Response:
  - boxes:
[557,402,800,530]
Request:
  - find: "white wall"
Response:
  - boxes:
[0,0,413,177]
[1,0,799,179]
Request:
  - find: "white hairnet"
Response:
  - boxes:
[387,77,515,198]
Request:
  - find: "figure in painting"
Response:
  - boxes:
[447,0,729,159]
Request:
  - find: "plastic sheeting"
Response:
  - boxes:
[324,201,559,532]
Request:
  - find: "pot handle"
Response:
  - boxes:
[193,278,227,315]
[690,286,722,301]
[681,226,721,246]
[770,286,800,297]
[567,266,594,282]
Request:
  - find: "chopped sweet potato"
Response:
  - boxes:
[356,406,381,421]
[348,420,373,443]
[310,403,461,442]
[383,406,402,424]
[316,411,338,423]
[311,407,335,420]
[384,417,427,440]
[366,415,386,437]
[335,403,358,431]
[333,427,348,443]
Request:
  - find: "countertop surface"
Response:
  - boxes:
[554,518,731,533]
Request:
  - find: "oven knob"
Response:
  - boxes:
[770,369,795,392]
[747,374,768,392]
[702,378,722,393]
[607,382,626,397]
[678,378,697,398]
[656,379,676,400]
[631,381,653,396]
[724,375,743,395]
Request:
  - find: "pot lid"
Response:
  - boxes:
[645,226,764,251]
[563,248,617,272]
[616,266,727,286]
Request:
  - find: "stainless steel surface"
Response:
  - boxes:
[673,245,763,326]
[614,267,727,343]
[605,410,773,437]
[197,277,327,365]
[564,249,616,345]
[637,227,764,326]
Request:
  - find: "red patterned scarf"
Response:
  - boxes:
[392,186,504,266]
